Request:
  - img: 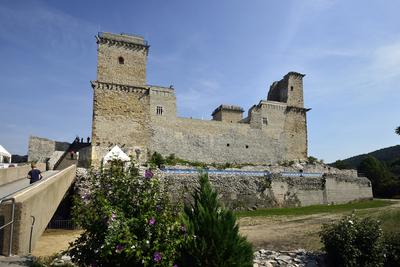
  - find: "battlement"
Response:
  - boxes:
[97,32,149,48]
[91,81,149,94]
[149,85,175,97]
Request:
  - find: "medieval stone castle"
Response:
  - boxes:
[91,32,310,166]
[26,32,372,210]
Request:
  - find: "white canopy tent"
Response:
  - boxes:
[0,145,12,163]
[103,145,130,162]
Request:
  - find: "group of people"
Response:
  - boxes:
[74,136,90,144]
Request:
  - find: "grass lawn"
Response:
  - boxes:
[235,199,394,218]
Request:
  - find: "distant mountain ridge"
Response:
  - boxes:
[338,145,400,168]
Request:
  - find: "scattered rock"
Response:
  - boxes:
[253,249,327,267]
[50,253,76,267]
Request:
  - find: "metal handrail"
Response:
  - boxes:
[0,197,15,256]
[29,216,35,254]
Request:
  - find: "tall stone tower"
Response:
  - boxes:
[267,72,308,160]
[96,32,148,85]
[91,33,151,166]
[267,72,305,108]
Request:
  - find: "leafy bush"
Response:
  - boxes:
[149,152,165,168]
[165,153,177,165]
[69,160,185,266]
[307,156,318,165]
[383,232,400,267]
[179,173,253,267]
[320,215,383,267]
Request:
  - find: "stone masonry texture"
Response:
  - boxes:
[28,136,69,163]
[159,171,372,210]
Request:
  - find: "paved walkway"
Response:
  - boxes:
[0,171,59,199]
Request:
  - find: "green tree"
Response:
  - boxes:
[396,126,400,135]
[332,160,351,170]
[179,173,253,267]
[358,156,397,197]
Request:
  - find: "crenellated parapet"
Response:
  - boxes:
[91,80,149,95]
[149,85,176,97]
[96,32,149,53]
[285,71,306,78]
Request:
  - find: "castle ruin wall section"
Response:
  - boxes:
[325,175,373,203]
[160,172,373,210]
[28,136,70,163]
[282,109,308,161]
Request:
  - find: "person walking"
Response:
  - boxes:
[27,163,42,184]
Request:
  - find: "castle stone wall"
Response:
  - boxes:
[91,86,151,165]
[325,175,372,203]
[147,97,307,165]
[150,117,287,164]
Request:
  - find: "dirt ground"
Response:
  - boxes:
[240,199,400,251]
[32,200,400,257]
[239,213,339,251]
[32,229,82,257]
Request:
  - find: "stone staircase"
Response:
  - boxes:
[53,141,91,170]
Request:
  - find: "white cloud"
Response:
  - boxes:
[369,42,400,81]
[176,79,224,119]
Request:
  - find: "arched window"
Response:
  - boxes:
[118,56,124,64]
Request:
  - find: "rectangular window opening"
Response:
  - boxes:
[156,106,163,115]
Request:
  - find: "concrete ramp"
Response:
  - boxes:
[0,165,76,255]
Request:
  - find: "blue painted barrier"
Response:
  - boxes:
[160,168,323,178]
[160,168,270,176]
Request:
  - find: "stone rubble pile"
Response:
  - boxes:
[48,249,327,267]
[253,249,326,267]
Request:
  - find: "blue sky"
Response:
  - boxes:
[1,0,399,162]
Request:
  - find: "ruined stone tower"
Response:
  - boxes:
[91,32,309,166]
